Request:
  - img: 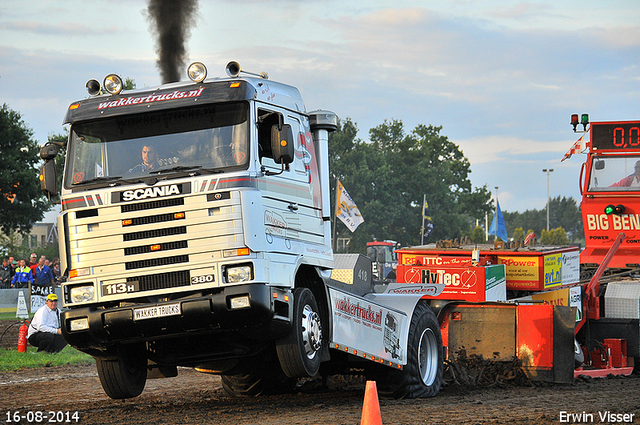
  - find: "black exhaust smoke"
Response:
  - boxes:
[147,0,199,84]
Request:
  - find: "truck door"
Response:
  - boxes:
[257,109,324,246]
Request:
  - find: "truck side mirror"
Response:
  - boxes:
[39,160,58,199]
[271,124,294,165]
[40,144,58,161]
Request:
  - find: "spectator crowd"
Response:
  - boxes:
[0,253,61,289]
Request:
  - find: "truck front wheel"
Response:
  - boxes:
[95,344,147,399]
[276,287,323,378]
[368,301,443,398]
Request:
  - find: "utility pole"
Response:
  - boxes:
[542,169,554,231]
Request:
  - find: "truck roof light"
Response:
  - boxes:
[103,74,123,95]
[86,79,101,96]
[571,114,579,132]
[187,62,207,83]
[581,113,589,131]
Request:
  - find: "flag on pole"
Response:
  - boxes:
[561,134,585,162]
[524,231,536,245]
[488,200,508,242]
[335,180,364,232]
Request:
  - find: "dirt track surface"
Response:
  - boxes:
[2,363,640,425]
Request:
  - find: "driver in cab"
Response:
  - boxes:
[128,145,158,173]
[611,160,640,187]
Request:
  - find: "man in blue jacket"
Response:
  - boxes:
[11,259,33,288]
[34,257,55,290]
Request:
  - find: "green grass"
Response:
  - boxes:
[0,345,95,371]
[0,316,95,371]
[0,312,31,320]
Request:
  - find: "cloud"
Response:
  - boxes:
[4,21,120,36]
[454,136,574,166]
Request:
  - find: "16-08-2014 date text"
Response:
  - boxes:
[5,411,80,423]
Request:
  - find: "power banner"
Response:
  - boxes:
[497,250,580,291]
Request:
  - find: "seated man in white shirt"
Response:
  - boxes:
[27,293,68,353]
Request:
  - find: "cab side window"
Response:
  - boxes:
[257,109,281,162]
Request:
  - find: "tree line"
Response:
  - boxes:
[329,118,584,252]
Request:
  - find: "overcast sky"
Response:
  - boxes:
[1,0,639,214]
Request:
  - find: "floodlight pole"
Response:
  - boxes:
[542,169,554,231]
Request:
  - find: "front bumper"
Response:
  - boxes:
[61,284,291,351]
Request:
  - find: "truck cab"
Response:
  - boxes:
[366,240,398,280]
[579,120,640,278]
[40,62,338,398]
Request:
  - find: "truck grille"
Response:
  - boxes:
[126,212,185,227]
[127,270,191,292]
[123,226,187,242]
[121,198,184,213]
[124,241,188,256]
[125,254,189,270]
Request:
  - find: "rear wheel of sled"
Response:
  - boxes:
[276,287,323,378]
[95,344,147,399]
[367,301,443,398]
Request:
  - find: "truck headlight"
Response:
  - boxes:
[225,264,253,283]
[69,318,89,332]
[229,295,250,309]
[69,285,95,304]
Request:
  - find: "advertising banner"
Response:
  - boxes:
[396,264,506,302]
[562,251,580,285]
[497,255,540,289]
[329,287,408,364]
[543,253,563,289]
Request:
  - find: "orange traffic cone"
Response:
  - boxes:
[360,380,382,425]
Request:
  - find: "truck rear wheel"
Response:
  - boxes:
[95,345,147,399]
[368,301,443,398]
[276,287,323,378]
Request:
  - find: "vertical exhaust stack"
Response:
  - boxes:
[147,0,199,84]
[309,110,338,247]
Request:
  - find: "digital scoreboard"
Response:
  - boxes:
[591,121,640,150]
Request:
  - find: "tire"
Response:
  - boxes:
[574,338,584,369]
[221,370,296,396]
[95,345,147,399]
[368,301,443,399]
[276,287,323,378]
[221,349,297,397]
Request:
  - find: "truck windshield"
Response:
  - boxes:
[588,155,640,191]
[64,102,249,188]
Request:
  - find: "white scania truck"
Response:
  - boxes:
[39,62,444,400]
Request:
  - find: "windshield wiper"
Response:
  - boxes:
[72,176,122,186]
[149,165,202,175]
